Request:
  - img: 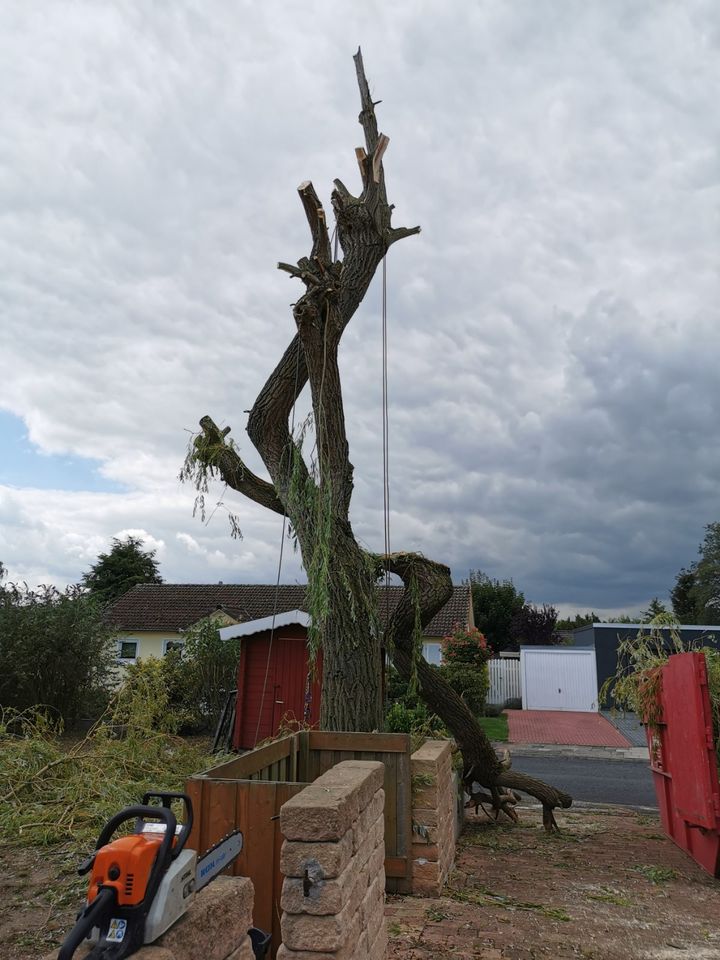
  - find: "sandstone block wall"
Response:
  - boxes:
[278,760,387,960]
[44,876,257,960]
[410,740,456,895]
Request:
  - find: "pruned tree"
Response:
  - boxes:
[183,50,571,829]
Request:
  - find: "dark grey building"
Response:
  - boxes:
[571,622,720,704]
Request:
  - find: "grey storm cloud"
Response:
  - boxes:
[0,0,718,616]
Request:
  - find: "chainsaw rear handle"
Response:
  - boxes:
[141,791,194,858]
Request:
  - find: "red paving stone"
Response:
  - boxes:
[507,709,631,747]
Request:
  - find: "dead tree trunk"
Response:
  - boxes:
[186,50,571,828]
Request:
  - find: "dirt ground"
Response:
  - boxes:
[0,842,86,959]
[2,805,719,959]
[387,805,720,960]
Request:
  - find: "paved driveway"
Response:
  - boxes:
[507,709,631,747]
[601,709,647,746]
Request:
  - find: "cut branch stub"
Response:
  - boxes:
[195,416,285,515]
[297,180,332,265]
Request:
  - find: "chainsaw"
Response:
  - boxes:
[59,791,243,960]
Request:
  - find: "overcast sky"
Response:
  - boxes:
[1,1,718,617]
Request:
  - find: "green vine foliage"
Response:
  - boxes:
[179,432,243,538]
[306,480,333,663]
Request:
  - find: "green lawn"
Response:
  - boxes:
[477,713,508,741]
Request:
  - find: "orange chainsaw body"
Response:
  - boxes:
[88,832,173,907]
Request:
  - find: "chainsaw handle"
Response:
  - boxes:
[95,804,177,871]
[141,791,194,858]
[58,885,115,960]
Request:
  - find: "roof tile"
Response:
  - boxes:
[108,583,470,638]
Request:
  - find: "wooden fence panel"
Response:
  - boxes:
[300,730,413,892]
[198,734,298,781]
[186,728,415,954]
[185,772,305,959]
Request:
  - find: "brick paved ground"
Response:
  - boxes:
[507,710,631,747]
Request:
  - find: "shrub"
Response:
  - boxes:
[438,623,491,715]
[114,655,188,734]
[115,616,242,733]
[438,661,489,714]
[384,665,446,737]
[179,617,242,731]
[441,623,491,666]
[0,583,115,726]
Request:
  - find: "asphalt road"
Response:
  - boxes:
[511,755,657,808]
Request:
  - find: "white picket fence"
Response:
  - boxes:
[488,657,522,706]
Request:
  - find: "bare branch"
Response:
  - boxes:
[354,47,380,154]
[388,224,422,245]
[277,261,305,280]
[247,333,313,504]
[354,147,368,185]
[382,550,572,830]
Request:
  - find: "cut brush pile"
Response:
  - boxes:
[0,680,226,849]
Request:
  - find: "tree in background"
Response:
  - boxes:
[509,603,561,647]
[669,523,720,625]
[641,597,668,623]
[555,612,598,631]
[690,522,720,624]
[82,535,163,605]
[0,583,115,725]
[469,570,525,653]
[671,566,698,623]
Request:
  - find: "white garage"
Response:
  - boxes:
[520,646,599,712]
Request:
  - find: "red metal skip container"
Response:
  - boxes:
[647,652,720,877]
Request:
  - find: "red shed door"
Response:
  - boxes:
[238,635,320,749]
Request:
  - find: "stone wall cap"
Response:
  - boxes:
[411,740,453,762]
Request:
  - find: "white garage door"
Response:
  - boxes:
[520,647,598,712]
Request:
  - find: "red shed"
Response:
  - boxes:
[221,611,322,750]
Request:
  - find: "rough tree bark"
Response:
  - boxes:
[187,50,571,829]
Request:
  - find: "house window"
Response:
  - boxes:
[422,642,442,666]
[163,639,184,656]
[118,639,138,661]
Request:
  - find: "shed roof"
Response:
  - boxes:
[219,610,311,640]
[108,582,471,638]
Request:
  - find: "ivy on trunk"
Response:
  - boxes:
[184,50,571,829]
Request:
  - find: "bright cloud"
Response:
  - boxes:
[0,1,718,614]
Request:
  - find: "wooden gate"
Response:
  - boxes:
[186,730,413,957]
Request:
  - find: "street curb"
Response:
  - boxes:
[515,799,660,813]
[493,741,650,762]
